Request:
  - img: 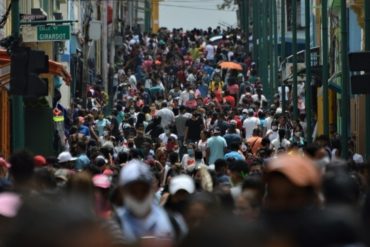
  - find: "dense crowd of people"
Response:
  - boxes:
[1,26,370,247]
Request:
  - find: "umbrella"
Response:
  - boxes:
[218,61,243,71]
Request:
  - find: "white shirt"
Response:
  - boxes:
[266,129,279,142]
[265,116,273,131]
[298,83,305,96]
[278,86,290,101]
[252,94,267,104]
[243,117,260,139]
[206,44,215,60]
[271,138,291,150]
[156,107,175,129]
[179,90,190,105]
[158,133,178,145]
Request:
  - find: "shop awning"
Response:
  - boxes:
[0,49,72,86]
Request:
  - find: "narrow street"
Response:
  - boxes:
[0,1,370,247]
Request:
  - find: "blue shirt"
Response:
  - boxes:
[207,136,227,165]
[79,125,90,136]
[224,151,245,161]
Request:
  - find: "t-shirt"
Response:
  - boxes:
[224,151,245,161]
[95,119,111,137]
[175,114,190,137]
[271,138,291,150]
[79,125,90,136]
[207,136,227,165]
[158,133,178,145]
[206,44,215,60]
[186,118,203,142]
[243,117,260,139]
[156,107,175,129]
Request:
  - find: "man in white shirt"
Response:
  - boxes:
[243,109,260,140]
[156,102,175,129]
[159,129,178,145]
[205,43,215,61]
[252,88,267,105]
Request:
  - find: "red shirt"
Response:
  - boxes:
[224,95,236,107]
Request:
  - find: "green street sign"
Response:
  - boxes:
[37,25,70,41]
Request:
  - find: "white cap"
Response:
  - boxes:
[119,160,152,186]
[353,153,364,164]
[169,175,195,195]
[57,151,76,163]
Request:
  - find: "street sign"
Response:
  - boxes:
[21,25,71,42]
[37,25,70,41]
[20,14,47,21]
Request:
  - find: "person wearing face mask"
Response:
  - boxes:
[266,121,279,142]
[290,129,305,147]
[95,113,111,137]
[163,175,195,241]
[116,160,174,244]
[181,143,196,168]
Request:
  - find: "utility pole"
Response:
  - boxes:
[340,0,349,158]
[260,0,269,97]
[11,0,25,151]
[305,0,312,143]
[322,0,329,136]
[252,0,259,67]
[281,0,286,113]
[268,0,273,100]
[102,1,108,93]
[273,0,278,93]
[244,0,249,54]
[292,0,298,119]
[152,0,159,33]
[365,0,370,159]
[145,0,151,33]
[82,1,92,106]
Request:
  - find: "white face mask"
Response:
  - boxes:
[124,194,153,217]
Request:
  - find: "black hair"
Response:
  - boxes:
[9,150,35,184]
[214,159,228,172]
[169,152,179,164]
[242,176,265,201]
[194,150,203,160]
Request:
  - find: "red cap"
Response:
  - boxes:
[34,155,47,167]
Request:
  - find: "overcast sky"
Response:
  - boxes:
[159,0,238,30]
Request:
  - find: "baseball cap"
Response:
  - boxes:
[34,155,47,167]
[92,174,111,189]
[353,153,364,164]
[119,160,153,186]
[169,175,195,195]
[266,154,320,188]
[57,151,77,163]
[242,109,248,114]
